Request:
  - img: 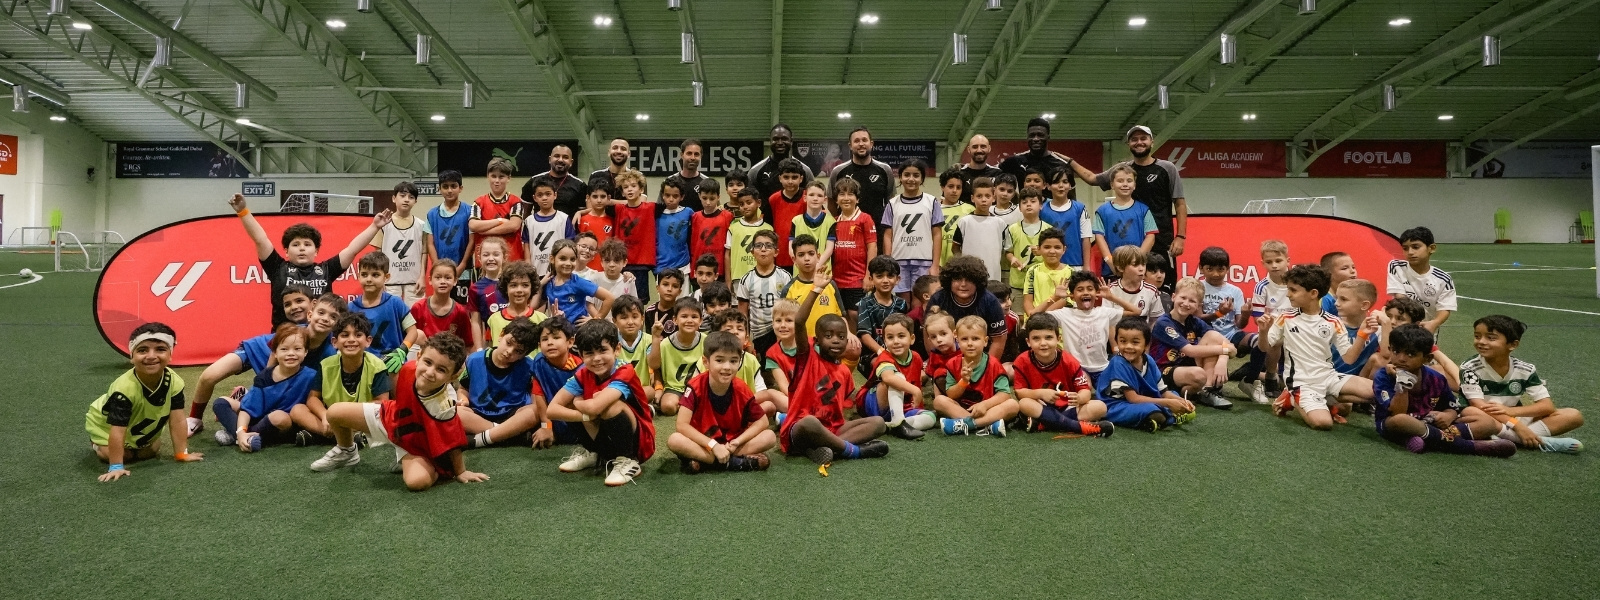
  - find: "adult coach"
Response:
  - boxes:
[748,123,814,201]
[999,117,1074,199]
[589,138,631,188]
[957,134,1003,203]
[828,126,895,221]
[662,138,707,211]
[1067,125,1187,288]
[522,144,587,217]
[927,256,1008,358]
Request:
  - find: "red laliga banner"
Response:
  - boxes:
[0,134,17,175]
[1307,140,1447,178]
[94,214,376,366]
[1159,140,1285,178]
[962,140,1104,173]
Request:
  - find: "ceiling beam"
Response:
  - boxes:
[944,0,1063,154]
[771,0,782,123]
[379,0,490,99]
[1040,0,1112,86]
[0,2,260,172]
[90,0,276,102]
[0,63,70,106]
[1465,98,1600,172]
[158,95,415,174]
[1463,65,1600,143]
[500,0,605,174]
[1130,0,1282,106]
[235,0,430,172]
[922,0,987,91]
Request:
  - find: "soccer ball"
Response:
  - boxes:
[19,268,33,277]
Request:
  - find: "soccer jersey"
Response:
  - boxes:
[617,331,653,388]
[1108,281,1166,325]
[1151,313,1212,370]
[410,298,473,341]
[311,353,390,406]
[1266,309,1351,386]
[938,201,975,266]
[485,306,545,350]
[1459,356,1549,407]
[725,218,774,283]
[660,332,706,393]
[1040,199,1092,267]
[764,343,798,376]
[85,368,185,448]
[1202,281,1247,339]
[656,205,694,271]
[379,363,465,466]
[470,276,506,323]
[856,349,923,409]
[1011,351,1093,409]
[855,294,909,346]
[691,208,735,275]
[351,292,415,355]
[542,275,600,321]
[523,211,573,277]
[529,353,581,403]
[1099,354,1167,400]
[460,349,536,420]
[681,373,763,444]
[261,253,345,326]
[881,193,945,264]
[735,266,792,338]
[374,214,426,286]
[563,365,656,461]
[954,213,1009,283]
[830,209,877,290]
[781,278,843,337]
[613,201,657,267]
[239,366,317,419]
[232,329,336,374]
[644,301,679,338]
[584,271,634,314]
[426,202,472,266]
[1092,200,1157,259]
[992,204,1023,226]
[470,193,527,262]
[1250,278,1290,319]
[1024,264,1074,308]
[767,190,808,267]
[941,353,1012,409]
[575,211,616,271]
[736,352,767,393]
[1330,322,1380,376]
[1046,304,1124,372]
[1372,366,1458,427]
[924,347,962,384]
[791,211,836,260]
[1385,260,1457,319]
[1002,220,1052,289]
[779,341,853,453]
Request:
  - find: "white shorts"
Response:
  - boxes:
[386,283,423,306]
[1295,374,1356,413]
[361,402,413,463]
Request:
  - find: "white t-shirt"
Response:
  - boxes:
[1047,304,1124,372]
[524,211,572,278]
[583,271,634,314]
[1266,309,1351,385]
[735,267,793,338]
[375,215,426,285]
[954,213,1011,283]
[1250,278,1290,319]
[992,205,1024,226]
[1107,280,1166,325]
[881,193,942,263]
[1385,259,1457,319]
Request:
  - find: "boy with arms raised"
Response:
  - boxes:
[372,181,426,305]
[228,193,388,326]
[312,332,490,490]
[934,315,1019,437]
[1386,226,1456,334]
[549,320,658,486]
[523,178,574,279]
[735,229,792,357]
[1022,228,1073,316]
[1098,318,1196,431]
[469,157,526,262]
[350,252,418,372]
[425,170,472,302]
[87,323,203,481]
[782,269,890,465]
[1011,313,1113,437]
[726,188,774,285]
[1038,272,1140,383]
[952,177,1010,284]
[459,317,545,449]
[1372,325,1515,457]
[1260,265,1377,430]
[668,331,775,473]
[1150,277,1237,410]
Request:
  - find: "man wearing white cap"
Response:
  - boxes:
[1066,125,1187,290]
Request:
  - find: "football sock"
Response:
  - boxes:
[887,389,906,427]
[469,431,493,449]
[839,441,861,459]
[1036,408,1085,433]
[1422,423,1477,455]
[211,398,238,433]
[189,401,207,420]
[906,412,937,430]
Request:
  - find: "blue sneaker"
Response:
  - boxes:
[940,418,970,436]
[774,412,787,428]
[242,432,263,453]
[976,420,1007,438]
[1540,436,1584,454]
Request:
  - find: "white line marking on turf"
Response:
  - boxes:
[1434,260,1580,269]
[1451,267,1593,273]
[1459,295,1600,316]
[0,272,42,290]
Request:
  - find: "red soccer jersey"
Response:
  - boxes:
[410,298,473,340]
[471,194,526,262]
[767,190,807,267]
[853,350,923,408]
[575,211,616,271]
[830,210,877,289]
[379,363,467,473]
[572,364,656,461]
[681,372,763,444]
[690,208,735,276]
[779,342,853,453]
[764,343,797,375]
[942,353,1010,409]
[925,347,961,384]
[1010,351,1093,409]
[613,202,657,267]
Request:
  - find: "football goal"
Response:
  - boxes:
[281,193,374,215]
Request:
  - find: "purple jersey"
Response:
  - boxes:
[1372,366,1459,432]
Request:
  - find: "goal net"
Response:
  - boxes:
[281,193,374,215]
[1241,196,1337,217]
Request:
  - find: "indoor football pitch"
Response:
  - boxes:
[2,244,1596,599]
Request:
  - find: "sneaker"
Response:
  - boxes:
[857,440,890,458]
[213,428,235,446]
[1353,402,1374,415]
[727,454,771,472]
[186,416,204,437]
[1539,436,1584,454]
[229,385,247,401]
[1405,436,1427,454]
[604,457,642,486]
[889,421,925,440]
[940,418,970,436]
[1263,376,1284,397]
[559,447,599,473]
[1193,389,1233,410]
[774,412,787,428]
[976,420,1006,437]
[1080,420,1115,438]
[1250,380,1269,404]
[806,446,834,465]
[679,457,705,474]
[1272,389,1296,418]
[241,432,262,453]
[310,445,361,472]
[1474,438,1517,458]
[1227,364,1255,382]
[1329,404,1349,425]
[1172,410,1196,426]
[295,430,315,447]
[1145,414,1167,432]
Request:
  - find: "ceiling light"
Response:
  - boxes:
[71,21,93,30]
[325,18,347,30]
[838,111,852,119]
[681,32,696,63]
[691,80,704,107]
[1219,33,1237,65]
[1482,35,1500,67]
[50,115,67,122]
[1157,84,1170,110]
[1298,0,1317,15]
[927,82,938,109]
[1437,114,1454,120]
[235,82,250,109]
[235,118,252,125]
[985,0,1002,10]
[430,114,445,122]
[635,113,649,121]
[594,15,613,27]
[1242,113,1257,120]
[859,14,879,24]
[356,0,372,13]
[952,33,968,65]
[1388,17,1410,27]
[1041,112,1056,120]
[1128,17,1147,27]
[668,0,682,10]
[464,81,475,108]
[1382,84,1397,111]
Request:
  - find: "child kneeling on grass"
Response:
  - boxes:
[667,331,775,474]
[211,324,320,453]
[1010,313,1113,437]
[548,320,658,486]
[310,332,490,490]
[1372,325,1515,458]
[781,269,890,465]
[87,323,203,482]
[934,315,1019,437]
[1096,318,1196,431]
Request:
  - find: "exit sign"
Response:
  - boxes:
[241,181,275,196]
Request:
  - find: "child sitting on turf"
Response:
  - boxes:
[351,252,418,372]
[922,312,960,385]
[87,323,203,482]
[1091,166,1156,276]
[211,324,320,452]
[529,318,581,449]
[1150,277,1237,410]
[645,268,685,336]
[989,280,1025,363]
[311,332,490,490]
[762,298,800,411]
[1460,315,1584,453]
[303,313,390,444]
[539,239,616,323]
[612,296,656,406]
[782,234,845,338]
[699,282,734,332]
[1260,265,1376,430]
[1037,272,1140,384]
[485,261,545,351]
[709,309,788,418]
[856,313,933,440]
[184,285,328,435]
[934,315,1019,437]
[1022,228,1073,316]
[736,229,792,357]
[585,239,637,315]
[1387,226,1456,334]
[1097,318,1195,431]
[548,320,658,486]
[1327,279,1382,420]
[1319,251,1357,315]
[1374,296,1462,387]
[1197,247,1254,375]
[1011,313,1113,437]
[651,299,706,417]
[1246,239,1292,404]
[856,256,909,364]
[1372,325,1515,457]
[781,269,890,465]
[667,331,775,474]
[469,237,509,340]
[459,317,544,449]
[410,259,475,349]
[1106,245,1166,325]
[228,193,389,326]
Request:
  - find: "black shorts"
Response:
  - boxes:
[1161,366,1181,390]
[838,287,867,313]
[753,330,777,359]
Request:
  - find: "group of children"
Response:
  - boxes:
[85,158,1585,489]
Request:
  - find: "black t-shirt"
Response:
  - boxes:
[957,164,1003,203]
[589,168,620,189]
[522,171,588,218]
[663,172,708,212]
[929,289,1008,338]
[262,252,345,326]
[829,159,896,224]
[999,152,1075,200]
[749,153,814,202]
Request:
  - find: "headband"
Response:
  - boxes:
[129,332,176,352]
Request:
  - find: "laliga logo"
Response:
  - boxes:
[151,261,211,311]
[0,141,12,163]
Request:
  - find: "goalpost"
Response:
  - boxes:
[280,193,375,215]
[1241,196,1338,216]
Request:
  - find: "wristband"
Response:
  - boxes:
[1357,329,1371,340]
[706,440,719,450]
[1431,344,1439,354]
[108,464,125,472]
[236,208,250,217]
[1213,310,1227,319]
[541,421,552,430]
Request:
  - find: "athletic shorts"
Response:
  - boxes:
[838,287,867,313]
[1161,366,1181,390]
[1038,404,1080,425]
[233,338,274,374]
[386,283,423,307]
[1291,374,1353,413]
[894,261,931,294]
[857,390,925,420]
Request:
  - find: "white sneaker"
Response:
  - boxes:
[559,447,599,472]
[186,417,204,437]
[1250,380,1269,404]
[310,445,361,472]
[604,457,642,486]
[391,449,404,473]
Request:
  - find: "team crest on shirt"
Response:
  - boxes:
[312,265,324,276]
[869,174,880,182]
[1509,381,1523,394]
[1146,174,1158,183]
[1165,326,1179,338]
[1315,323,1331,337]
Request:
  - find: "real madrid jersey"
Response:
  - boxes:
[1385,260,1457,319]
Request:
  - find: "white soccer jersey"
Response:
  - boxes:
[1385,259,1457,319]
[1250,278,1290,319]
[524,211,572,278]
[1459,355,1549,407]
[1107,281,1166,325]
[735,267,793,337]
[583,271,635,314]
[992,205,1024,226]
[1266,308,1351,385]
[883,193,940,262]
[377,216,426,285]
[954,213,1010,283]
[1048,304,1124,372]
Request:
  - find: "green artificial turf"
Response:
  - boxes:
[1,244,1597,598]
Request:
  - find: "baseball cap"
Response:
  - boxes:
[1125,125,1153,140]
